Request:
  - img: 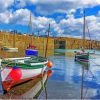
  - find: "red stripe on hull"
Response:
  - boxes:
[2,73,42,92]
[76,58,89,62]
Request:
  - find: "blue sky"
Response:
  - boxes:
[0,0,100,40]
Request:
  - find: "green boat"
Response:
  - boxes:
[75,53,89,62]
[74,10,90,62]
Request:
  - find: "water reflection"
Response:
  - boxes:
[49,56,100,99]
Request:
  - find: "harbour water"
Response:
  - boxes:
[39,50,100,99]
[0,50,100,99]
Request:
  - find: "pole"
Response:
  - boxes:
[28,12,32,44]
[44,23,50,57]
[13,30,16,57]
[44,24,50,99]
[13,30,16,48]
[82,9,85,50]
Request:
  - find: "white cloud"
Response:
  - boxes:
[59,14,100,40]
[0,0,99,15]
[14,0,39,8]
[0,8,58,35]
[0,11,12,24]
[34,0,100,15]
[0,8,100,40]
[0,0,100,40]
[0,9,31,25]
[0,0,14,12]
[10,9,30,25]
[6,0,100,15]
[14,0,26,8]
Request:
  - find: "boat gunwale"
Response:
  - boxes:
[2,60,48,69]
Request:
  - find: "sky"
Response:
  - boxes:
[0,0,100,40]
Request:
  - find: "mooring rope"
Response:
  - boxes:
[89,55,100,66]
[90,59,100,66]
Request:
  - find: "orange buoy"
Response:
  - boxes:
[47,70,52,77]
[7,87,11,92]
[47,61,53,68]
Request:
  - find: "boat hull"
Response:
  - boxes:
[75,53,89,62]
[1,66,47,92]
[1,47,18,52]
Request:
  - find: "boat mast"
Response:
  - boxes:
[45,23,50,57]
[13,30,16,48]
[86,22,92,49]
[82,9,85,50]
[28,12,33,44]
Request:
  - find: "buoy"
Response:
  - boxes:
[47,70,52,77]
[7,87,10,92]
[9,66,22,81]
[47,61,53,68]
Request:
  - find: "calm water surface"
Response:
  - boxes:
[47,55,100,99]
[0,49,100,99]
[55,49,100,55]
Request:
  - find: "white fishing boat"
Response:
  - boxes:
[0,56,52,93]
[1,46,18,52]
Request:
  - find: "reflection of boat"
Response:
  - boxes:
[75,10,89,62]
[75,53,89,62]
[76,59,89,69]
[0,56,49,92]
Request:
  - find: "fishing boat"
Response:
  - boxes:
[76,56,90,67]
[75,10,89,62]
[0,13,52,94]
[75,52,89,62]
[1,46,18,52]
[25,12,38,56]
[0,39,51,93]
[0,55,52,93]
[26,44,38,56]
